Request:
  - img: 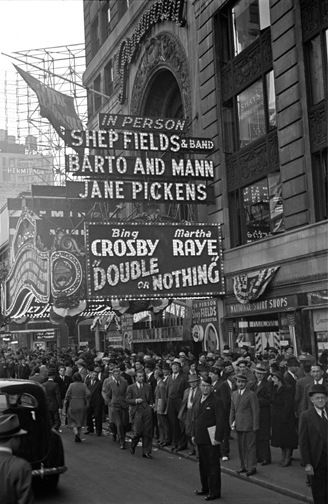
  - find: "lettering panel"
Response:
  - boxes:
[85,222,225,300]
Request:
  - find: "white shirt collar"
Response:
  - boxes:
[0,447,12,454]
[314,406,326,417]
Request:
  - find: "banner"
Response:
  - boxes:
[14,65,83,138]
[85,222,225,301]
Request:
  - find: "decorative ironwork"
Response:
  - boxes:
[130,31,192,125]
[221,28,272,102]
[309,101,328,151]
[226,130,279,191]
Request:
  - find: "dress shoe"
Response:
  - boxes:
[204,496,220,501]
[236,468,246,474]
[120,443,126,450]
[84,430,93,435]
[194,489,207,496]
[142,453,153,459]
[221,456,229,461]
[74,435,81,443]
[261,460,269,466]
[246,469,256,476]
[130,445,136,455]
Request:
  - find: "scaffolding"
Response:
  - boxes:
[2,43,87,185]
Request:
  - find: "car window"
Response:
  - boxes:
[20,393,38,409]
[0,394,7,414]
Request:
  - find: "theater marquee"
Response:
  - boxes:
[85,222,224,301]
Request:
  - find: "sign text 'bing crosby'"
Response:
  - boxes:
[85,223,225,300]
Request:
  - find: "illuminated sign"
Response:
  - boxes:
[64,129,214,152]
[65,154,214,180]
[85,222,224,301]
[66,179,214,204]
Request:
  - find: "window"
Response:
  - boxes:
[104,60,114,97]
[224,0,270,59]
[224,70,276,151]
[306,31,327,105]
[117,0,129,19]
[91,16,100,57]
[93,75,102,112]
[100,2,111,44]
[312,150,328,221]
[229,173,285,245]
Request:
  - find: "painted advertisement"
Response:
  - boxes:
[191,298,220,352]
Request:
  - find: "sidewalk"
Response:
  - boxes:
[159,433,313,503]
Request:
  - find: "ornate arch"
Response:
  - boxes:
[130,31,192,129]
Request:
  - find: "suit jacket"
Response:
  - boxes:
[192,392,225,445]
[154,379,167,414]
[294,374,314,416]
[55,375,72,400]
[212,378,231,417]
[299,406,328,469]
[85,377,103,408]
[42,379,62,411]
[126,382,153,419]
[283,371,297,398]
[0,452,34,504]
[166,373,188,403]
[102,376,128,408]
[254,378,272,438]
[178,386,201,422]
[230,388,259,432]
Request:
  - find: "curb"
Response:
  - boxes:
[158,446,313,503]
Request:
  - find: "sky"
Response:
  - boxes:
[0,0,85,134]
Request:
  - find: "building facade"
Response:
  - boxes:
[82,0,328,357]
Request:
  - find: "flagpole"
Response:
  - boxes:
[1,51,111,100]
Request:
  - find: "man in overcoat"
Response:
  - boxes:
[230,373,259,476]
[299,384,328,504]
[126,370,154,458]
[102,366,128,449]
[192,376,225,501]
[165,358,188,451]
[254,363,272,465]
[42,368,62,431]
[178,373,201,455]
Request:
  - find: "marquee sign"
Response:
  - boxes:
[85,222,224,301]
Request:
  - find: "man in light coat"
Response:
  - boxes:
[230,373,259,476]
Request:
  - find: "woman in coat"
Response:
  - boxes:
[64,372,90,442]
[270,371,298,466]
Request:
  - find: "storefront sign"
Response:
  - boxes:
[192,299,218,325]
[66,179,214,204]
[312,309,328,332]
[65,154,214,180]
[226,295,297,315]
[85,222,224,301]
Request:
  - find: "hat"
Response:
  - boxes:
[0,414,27,439]
[171,358,181,366]
[235,373,248,381]
[254,364,267,374]
[76,359,86,366]
[201,376,212,385]
[308,384,328,397]
[286,356,300,367]
[94,366,101,373]
[48,367,57,377]
[178,352,186,358]
[213,358,225,369]
[210,366,220,375]
[188,374,200,382]
[207,352,215,359]
[271,371,283,381]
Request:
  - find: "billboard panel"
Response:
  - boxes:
[85,222,224,301]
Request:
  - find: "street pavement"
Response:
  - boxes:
[164,431,313,504]
[35,427,311,504]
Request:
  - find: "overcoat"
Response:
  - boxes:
[271,384,298,448]
[0,451,34,504]
[65,381,90,428]
[254,378,272,440]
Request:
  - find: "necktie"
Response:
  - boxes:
[322,410,328,422]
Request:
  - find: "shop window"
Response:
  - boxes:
[117,0,130,19]
[91,16,100,57]
[312,149,328,221]
[93,75,102,112]
[104,60,114,97]
[229,172,285,245]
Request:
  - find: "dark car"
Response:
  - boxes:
[0,379,67,490]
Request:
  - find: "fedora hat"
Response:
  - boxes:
[308,384,328,397]
[0,414,27,439]
[235,373,248,381]
[255,364,267,374]
[171,358,182,366]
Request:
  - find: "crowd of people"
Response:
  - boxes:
[0,343,327,503]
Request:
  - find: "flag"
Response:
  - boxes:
[14,64,83,138]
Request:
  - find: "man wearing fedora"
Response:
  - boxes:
[299,384,328,504]
[230,373,259,476]
[0,413,34,504]
[254,363,272,466]
[178,373,201,455]
[165,358,188,452]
